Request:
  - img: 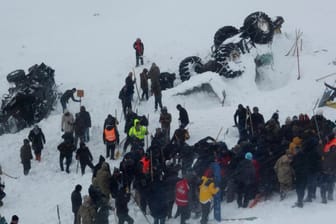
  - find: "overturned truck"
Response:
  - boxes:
[0,63,58,135]
[179,11,284,81]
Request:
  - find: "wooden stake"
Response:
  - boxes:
[296,31,301,80]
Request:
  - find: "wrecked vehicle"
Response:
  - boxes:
[0,63,58,135]
[179,11,284,81]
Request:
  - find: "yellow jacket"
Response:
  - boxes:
[199,176,219,204]
[128,119,147,140]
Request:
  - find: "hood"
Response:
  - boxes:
[133,118,140,126]
[292,137,302,145]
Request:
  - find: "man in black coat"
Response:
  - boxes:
[119,84,134,118]
[58,140,76,173]
[60,88,81,112]
[234,104,247,139]
[104,114,118,129]
[302,134,321,202]
[140,68,149,100]
[110,168,125,199]
[176,104,189,129]
[78,106,91,143]
[28,125,45,161]
[116,187,134,224]
[246,106,265,137]
[291,146,309,208]
[233,152,256,208]
[74,113,86,148]
[20,139,33,175]
[164,164,181,219]
[71,184,82,224]
[148,179,168,224]
[76,142,94,175]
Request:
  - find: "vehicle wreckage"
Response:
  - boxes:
[178,11,284,81]
[0,63,58,135]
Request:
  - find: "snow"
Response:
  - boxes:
[1,0,336,223]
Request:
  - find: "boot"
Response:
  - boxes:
[295,201,303,208]
[304,197,312,202]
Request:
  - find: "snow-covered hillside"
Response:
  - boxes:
[1,0,336,223]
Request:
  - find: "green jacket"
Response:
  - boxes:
[128,119,147,140]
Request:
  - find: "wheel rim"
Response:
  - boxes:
[257,18,270,33]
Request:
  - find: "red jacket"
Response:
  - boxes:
[133,40,144,55]
[140,156,150,174]
[175,179,189,206]
[324,138,336,153]
[252,159,261,183]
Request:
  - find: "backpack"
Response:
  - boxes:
[118,86,126,100]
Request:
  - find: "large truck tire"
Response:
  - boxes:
[179,56,203,82]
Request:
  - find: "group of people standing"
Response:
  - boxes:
[233,104,336,209]
[119,62,164,117]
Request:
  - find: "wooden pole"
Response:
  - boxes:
[296,31,301,80]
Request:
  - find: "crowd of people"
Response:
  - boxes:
[65,101,336,224]
[1,38,336,224]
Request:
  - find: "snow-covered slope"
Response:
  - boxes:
[1,0,336,223]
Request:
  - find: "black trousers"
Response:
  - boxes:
[73,211,78,224]
[80,160,94,175]
[295,176,307,204]
[123,136,132,152]
[22,161,31,175]
[106,142,116,159]
[237,182,254,208]
[154,94,163,110]
[176,206,190,224]
[118,213,134,224]
[141,87,149,100]
[153,217,165,224]
[60,153,72,172]
[320,173,335,201]
[306,173,318,199]
[136,54,144,66]
[200,202,211,224]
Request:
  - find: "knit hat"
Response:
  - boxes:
[75,184,82,192]
[245,152,253,160]
[11,215,19,222]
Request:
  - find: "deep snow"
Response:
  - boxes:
[1,0,336,223]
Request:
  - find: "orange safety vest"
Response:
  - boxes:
[140,157,150,174]
[104,128,116,142]
[323,138,336,153]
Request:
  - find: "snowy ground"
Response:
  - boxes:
[1,0,336,223]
